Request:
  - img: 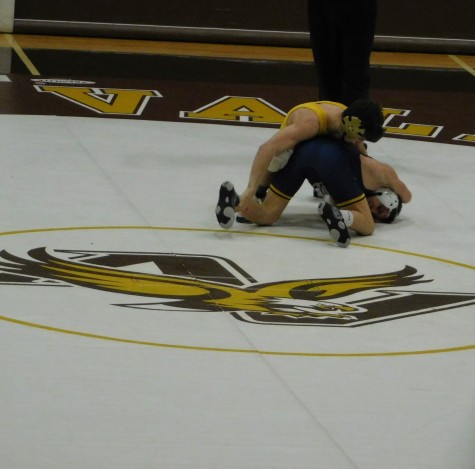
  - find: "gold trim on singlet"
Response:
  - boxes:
[337,193,366,209]
[269,184,292,200]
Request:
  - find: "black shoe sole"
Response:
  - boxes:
[320,203,351,248]
[215,181,238,229]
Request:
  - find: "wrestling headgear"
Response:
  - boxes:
[342,99,385,143]
[374,187,402,223]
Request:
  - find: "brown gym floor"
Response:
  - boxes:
[1,34,474,146]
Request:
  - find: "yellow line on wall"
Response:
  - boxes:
[4,33,40,75]
[448,54,475,77]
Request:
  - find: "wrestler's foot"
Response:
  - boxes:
[313,182,329,199]
[216,181,239,229]
[318,202,351,248]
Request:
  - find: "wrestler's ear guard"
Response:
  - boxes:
[375,187,403,223]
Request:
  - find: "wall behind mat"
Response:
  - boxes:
[10,0,475,54]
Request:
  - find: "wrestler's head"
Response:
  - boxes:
[366,187,402,223]
[342,99,385,143]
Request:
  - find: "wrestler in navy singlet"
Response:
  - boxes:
[269,136,366,209]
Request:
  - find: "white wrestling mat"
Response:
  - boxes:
[0,115,474,469]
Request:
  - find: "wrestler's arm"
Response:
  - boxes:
[240,113,319,209]
[380,164,412,203]
[361,158,412,203]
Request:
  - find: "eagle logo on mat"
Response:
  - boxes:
[0,248,473,327]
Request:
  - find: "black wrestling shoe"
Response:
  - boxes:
[318,202,351,248]
[215,181,239,229]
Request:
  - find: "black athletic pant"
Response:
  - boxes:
[308,0,378,106]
